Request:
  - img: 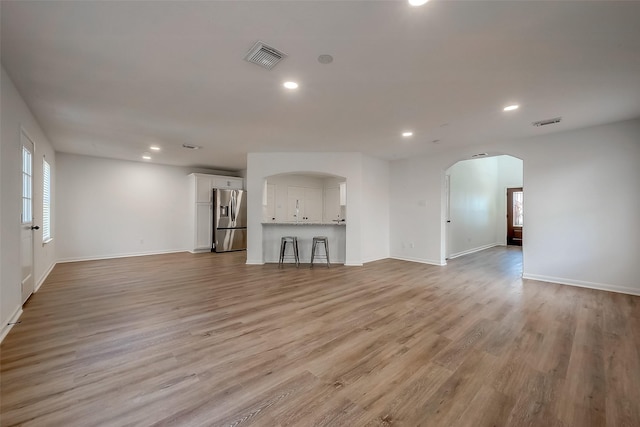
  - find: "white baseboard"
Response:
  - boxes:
[522,273,640,297]
[35,261,56,293]
[362,255,390,264]
[344,262,364,267]
[1,306,23,344]
[57,249,188,263]
[391,256,446,266]
[245,259,265,265]
[448,243,500,260]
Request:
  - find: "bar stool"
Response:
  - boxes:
[310,236,330,268]
[279,236,299,268]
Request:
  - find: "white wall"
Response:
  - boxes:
[495,155,524,245]
[390,155,445,265]
[247,152,365,265]
[390,118,640,295]
[361,155,390,263]
[56,153,233,262]
[519,120,640,295]
[448,156,499,257]
[1,66,57,340]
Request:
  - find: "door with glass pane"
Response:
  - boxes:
[507,187,523,246]
[21,131,36,303]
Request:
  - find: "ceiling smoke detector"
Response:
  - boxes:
[244,41,287,70]
[532,117,562,127]
[182,143,202,150]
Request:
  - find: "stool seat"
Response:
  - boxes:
[279,236,299,267]
[310,236,330,268]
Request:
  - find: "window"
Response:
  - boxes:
[43,159,51,242]
[513,190,523,227]
[22,146,32,224]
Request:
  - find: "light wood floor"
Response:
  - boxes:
[2,248,639,426]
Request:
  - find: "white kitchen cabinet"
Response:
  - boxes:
[304,188,323,222]
[195,203,213,249]
[195,175,214,203]
[287,186,323,222]
[213,176,243,190]
[188,173,243,252]
[324,186,341,222]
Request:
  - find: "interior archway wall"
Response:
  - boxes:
[390,118,640,295]
[445,155,523,260]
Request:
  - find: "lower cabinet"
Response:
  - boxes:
[287,186,323,222]
[195,203,213,250]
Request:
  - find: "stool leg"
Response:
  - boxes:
[324,240,330,268]
[294,239,300,268]
[310,240,316,268]
[279,240,286,268]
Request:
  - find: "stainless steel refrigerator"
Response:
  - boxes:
[212,189,247,252]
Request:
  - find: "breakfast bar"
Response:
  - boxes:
[262,222,346,264]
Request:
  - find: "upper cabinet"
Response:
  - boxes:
[213,176,243,190]
[192,174,244,203]
[263,173,346,223]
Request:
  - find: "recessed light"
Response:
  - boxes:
[408,0,429,6]
[149,146,161,151]
[142,154,152,160]
[283,81,299,89]
[503,104,519,112]
[402,131,414,137]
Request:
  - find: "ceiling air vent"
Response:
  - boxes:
[532,117,562,127]
[182,143,202,150]
[244,41,287,70]
[471,153,488,158]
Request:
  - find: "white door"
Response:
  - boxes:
[21,131,36,303]
[444,174,451,260]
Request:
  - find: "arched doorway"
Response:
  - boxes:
[444,155,523,267]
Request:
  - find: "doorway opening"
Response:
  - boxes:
[507,187,523,246]
[444,155,523,265]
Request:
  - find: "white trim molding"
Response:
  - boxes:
[448,243,500,260]
[391,256,447,267]
[35,261,56,293]
[1,307,23,344]
[57,249,188,264]
[522,273,640,297]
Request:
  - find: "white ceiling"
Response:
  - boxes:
[2,1,640,171]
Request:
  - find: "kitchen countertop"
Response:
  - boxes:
[262,222,346,226]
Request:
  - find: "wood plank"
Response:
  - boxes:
[1,247,639,426]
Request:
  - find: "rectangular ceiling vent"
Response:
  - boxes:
[244,41,287,70]
[532,117,562,127]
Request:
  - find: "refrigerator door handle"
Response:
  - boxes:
[231,192,236,222]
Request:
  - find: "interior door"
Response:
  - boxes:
[507,187,523,246]
[21,131,36,303]
[445,174,451,259]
